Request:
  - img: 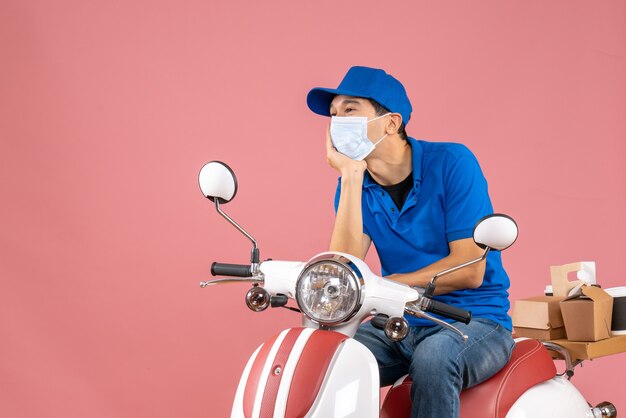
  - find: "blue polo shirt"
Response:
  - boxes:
[334,138,512,330]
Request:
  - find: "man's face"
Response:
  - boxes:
[329,95,377,118]
[329,95,388,146]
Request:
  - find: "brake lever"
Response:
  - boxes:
[199,276,264,287]
[405,302,469,341]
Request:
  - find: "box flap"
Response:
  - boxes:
[581,285,612,303]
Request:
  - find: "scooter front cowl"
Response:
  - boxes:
[231,327,380,418]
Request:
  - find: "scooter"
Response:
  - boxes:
[197,160,617,418]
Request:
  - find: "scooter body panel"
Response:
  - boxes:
[232,345,262,418]
[304,338,379,418]
[231,327,379,418]
[506,375,594,418]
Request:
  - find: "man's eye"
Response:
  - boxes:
[345,108,354,113]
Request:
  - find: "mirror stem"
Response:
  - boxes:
[423,247,490,298]
[215,200,260,268]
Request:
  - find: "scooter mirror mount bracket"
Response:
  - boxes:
[198,161,260,274]
[422,247,490,298]
[421,214,518,298]
[214,199,260,273]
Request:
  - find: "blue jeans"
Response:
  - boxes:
[354,317,514,418]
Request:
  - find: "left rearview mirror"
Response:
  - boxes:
[198,161,238,204]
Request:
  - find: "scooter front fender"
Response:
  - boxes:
[231,327,379,418]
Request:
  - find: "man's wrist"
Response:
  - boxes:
[340,165,366,181]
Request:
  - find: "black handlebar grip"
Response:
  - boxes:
[424,299,472,324]
[371,314,389,331]
[270,294,289,308]
[211,262,252,277]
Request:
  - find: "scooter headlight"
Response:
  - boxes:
[295,254,363,326]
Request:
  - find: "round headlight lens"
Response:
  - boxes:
[295,259,361,325]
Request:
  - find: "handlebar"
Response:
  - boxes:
[371,314,389,330]
[422,298,472,324]
[211,262,252,277]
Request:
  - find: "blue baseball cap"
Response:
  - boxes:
[307,66,412,125]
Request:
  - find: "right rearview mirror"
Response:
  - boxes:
[473,214,518,251]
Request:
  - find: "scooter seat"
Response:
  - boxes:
[380,338,557,418]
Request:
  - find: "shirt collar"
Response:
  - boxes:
[363,137,423,188]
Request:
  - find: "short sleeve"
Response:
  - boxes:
[333,178,341,212]
[443,153,493,242]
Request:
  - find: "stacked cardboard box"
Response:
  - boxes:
[512,296,566,340]
[513,262,613,345]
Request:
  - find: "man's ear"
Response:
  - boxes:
[385,113,403,135]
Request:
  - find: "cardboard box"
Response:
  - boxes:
[560,285,613,342]
[549,335,626,360]
[512,296,566,341]
[514,326,566,340]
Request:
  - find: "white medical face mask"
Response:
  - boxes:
[330,113,390,161]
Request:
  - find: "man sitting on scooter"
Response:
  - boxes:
[307,66,515,418]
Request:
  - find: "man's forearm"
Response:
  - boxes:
[387,241,486,294]
[329,171,366,258]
